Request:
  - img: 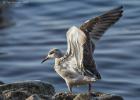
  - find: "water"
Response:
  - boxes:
[0,0,140,99]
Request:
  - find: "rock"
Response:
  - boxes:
[52,92,76,100]
[26,94,42,100]
[0,80,55,100]
[0,80,123,100]
[74,93,91,100]
[38,94,52,100]
[53,92,123,100]
[2,91,29,100]
[0,95,4,100]
[93,92,123,100]
[0,0,16,10]
[26,94,52,100]
[0,81,5,85]
[0,0,16,29]
[0,80,55,95]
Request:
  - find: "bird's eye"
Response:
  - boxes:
[49,52,54,54]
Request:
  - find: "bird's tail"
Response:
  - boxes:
[95,71,101,80]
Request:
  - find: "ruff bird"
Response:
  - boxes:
[42,6,123,93]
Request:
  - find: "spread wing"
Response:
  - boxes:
[80,6,123,44]
[65,26,97,76]
[64,6,123,78]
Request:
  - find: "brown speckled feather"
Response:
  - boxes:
[44,6,123,92]
[64,6,123,78]
[80,6,123,44]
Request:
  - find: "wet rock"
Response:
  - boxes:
[0,0,16,10]
[53,92,123,100]
[0,80,123,100]
[0,80,55,95]
[74,93,91,100]
[0,81,5,85]
[0,95,4,100]
[2,91,29,100]
[38,94,52,100]
[0,0,16,29]
[93,92,123,100]
[26,94,41,100]
[0,80,55,100]
[52,92,76,100]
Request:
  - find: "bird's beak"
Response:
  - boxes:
[41,56,49,63]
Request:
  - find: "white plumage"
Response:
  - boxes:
[42,6,123,93]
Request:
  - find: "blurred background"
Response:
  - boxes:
[0,0,140,100]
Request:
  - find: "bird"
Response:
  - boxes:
[41,6,123,93]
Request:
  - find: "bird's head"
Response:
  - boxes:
[41,48,62,63]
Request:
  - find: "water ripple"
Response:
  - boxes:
[0,0,140,100]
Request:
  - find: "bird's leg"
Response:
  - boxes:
[88,83,92,93]
[66,82,73,94]
[88,83,95,96]
[68,85,72,93]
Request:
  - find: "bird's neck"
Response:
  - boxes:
[55,51,63,58]
[55,58,61,66]
[54,52,64,66]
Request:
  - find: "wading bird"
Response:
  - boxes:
[42,6,123,93]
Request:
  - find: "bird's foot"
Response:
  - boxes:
[89,92,96,97]
[65,91,73,95]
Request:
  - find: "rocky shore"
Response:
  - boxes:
[0,80,123,100]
